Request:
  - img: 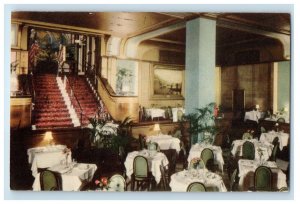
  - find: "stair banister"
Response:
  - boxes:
[64,74,84,126]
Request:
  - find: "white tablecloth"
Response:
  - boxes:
[30,147,72,177]
[231,139,273,161]
[33,163,97,191]
[187,143,224,172]
[27,145,67,164]
[260,131,289,150]
[146,108,165,120]
[169,169,227,192]
[124,150,169,183]
[146,135,181,153]
[238,159,287,191]
[244,111,263,123]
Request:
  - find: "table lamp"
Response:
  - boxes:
[44,131,53,146]
[255,104,260,110]
[153,123,161,136]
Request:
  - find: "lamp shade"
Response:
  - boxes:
[44,131,53,141]
[255,104,260,109]
[153,124,161,132]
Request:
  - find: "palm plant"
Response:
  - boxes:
[112,117,133,152]
[87,117,107,148]
[185,102,218,145]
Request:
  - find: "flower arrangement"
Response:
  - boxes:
[95,177,109,191]
[189,157,205,170]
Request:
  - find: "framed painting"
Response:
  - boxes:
[150,64,185,100]
[115,59,138,96]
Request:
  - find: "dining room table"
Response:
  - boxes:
[32,162,97,191]
[231,138,274,161]
[237,159,287,191]
[244,110,264,123]
[260,131,289,151]
[146,134,181,153]
[28,145,72,177]
[145,108,166,120]
[124,149,169,184]
[169,168,227,192]
[187,143,224,172]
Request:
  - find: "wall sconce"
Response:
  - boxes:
[44,131,53,145]
[153,123,161,136]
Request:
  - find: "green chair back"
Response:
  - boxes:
[133,155,149,178]
[147,142,159,151]
[272,137,279,146]
[230,168,239,191]
[277,117,285,123]
[200,148,214,168]
[242,141,255,160]
[108,174,126,191]
[40,170,62,191]
[242,132,253,140]
[187,182,206,192]
[270,142,279,161]
[254,166,272,191]
[260,126,267,133]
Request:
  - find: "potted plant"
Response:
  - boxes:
[185,102,218,145]
[87,116,132,152]
[87,117,107,148]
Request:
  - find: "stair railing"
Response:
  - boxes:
[64,75,84,127]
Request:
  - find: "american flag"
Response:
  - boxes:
[29,41,40,68]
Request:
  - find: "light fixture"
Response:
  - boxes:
[255,104,260,110]
[153,124,161,136]
[44,131,53,145]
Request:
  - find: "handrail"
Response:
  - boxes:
[29,74,35,101]
[96,75,139,122]
[98,76,139,98]
[64,75,84,126]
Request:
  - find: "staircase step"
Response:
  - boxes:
[33,74,73,129]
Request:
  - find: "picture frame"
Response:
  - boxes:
[150,64,185,100]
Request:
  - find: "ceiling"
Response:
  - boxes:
[12,11,290,49]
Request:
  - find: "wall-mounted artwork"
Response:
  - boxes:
[115,59,138,96]
[151,64,185,99]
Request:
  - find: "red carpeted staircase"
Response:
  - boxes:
[66,76,109,126]
[32,74,74,129]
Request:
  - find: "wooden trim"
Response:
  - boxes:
[12,18,105,36]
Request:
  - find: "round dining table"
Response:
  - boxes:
[169,169,227,192]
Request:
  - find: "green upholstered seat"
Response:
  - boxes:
[277,117,285,123]
[131,155,152,191]
[242,132,253,140]
[242,141,255,160]
[201,148,215,171]
[187,182,206,192]
[108,174,126,192]
[270,137,279,161]
[229,168,239,191]
[147,142,159,151]
[253,166,272,191]
[40,170,62,191]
